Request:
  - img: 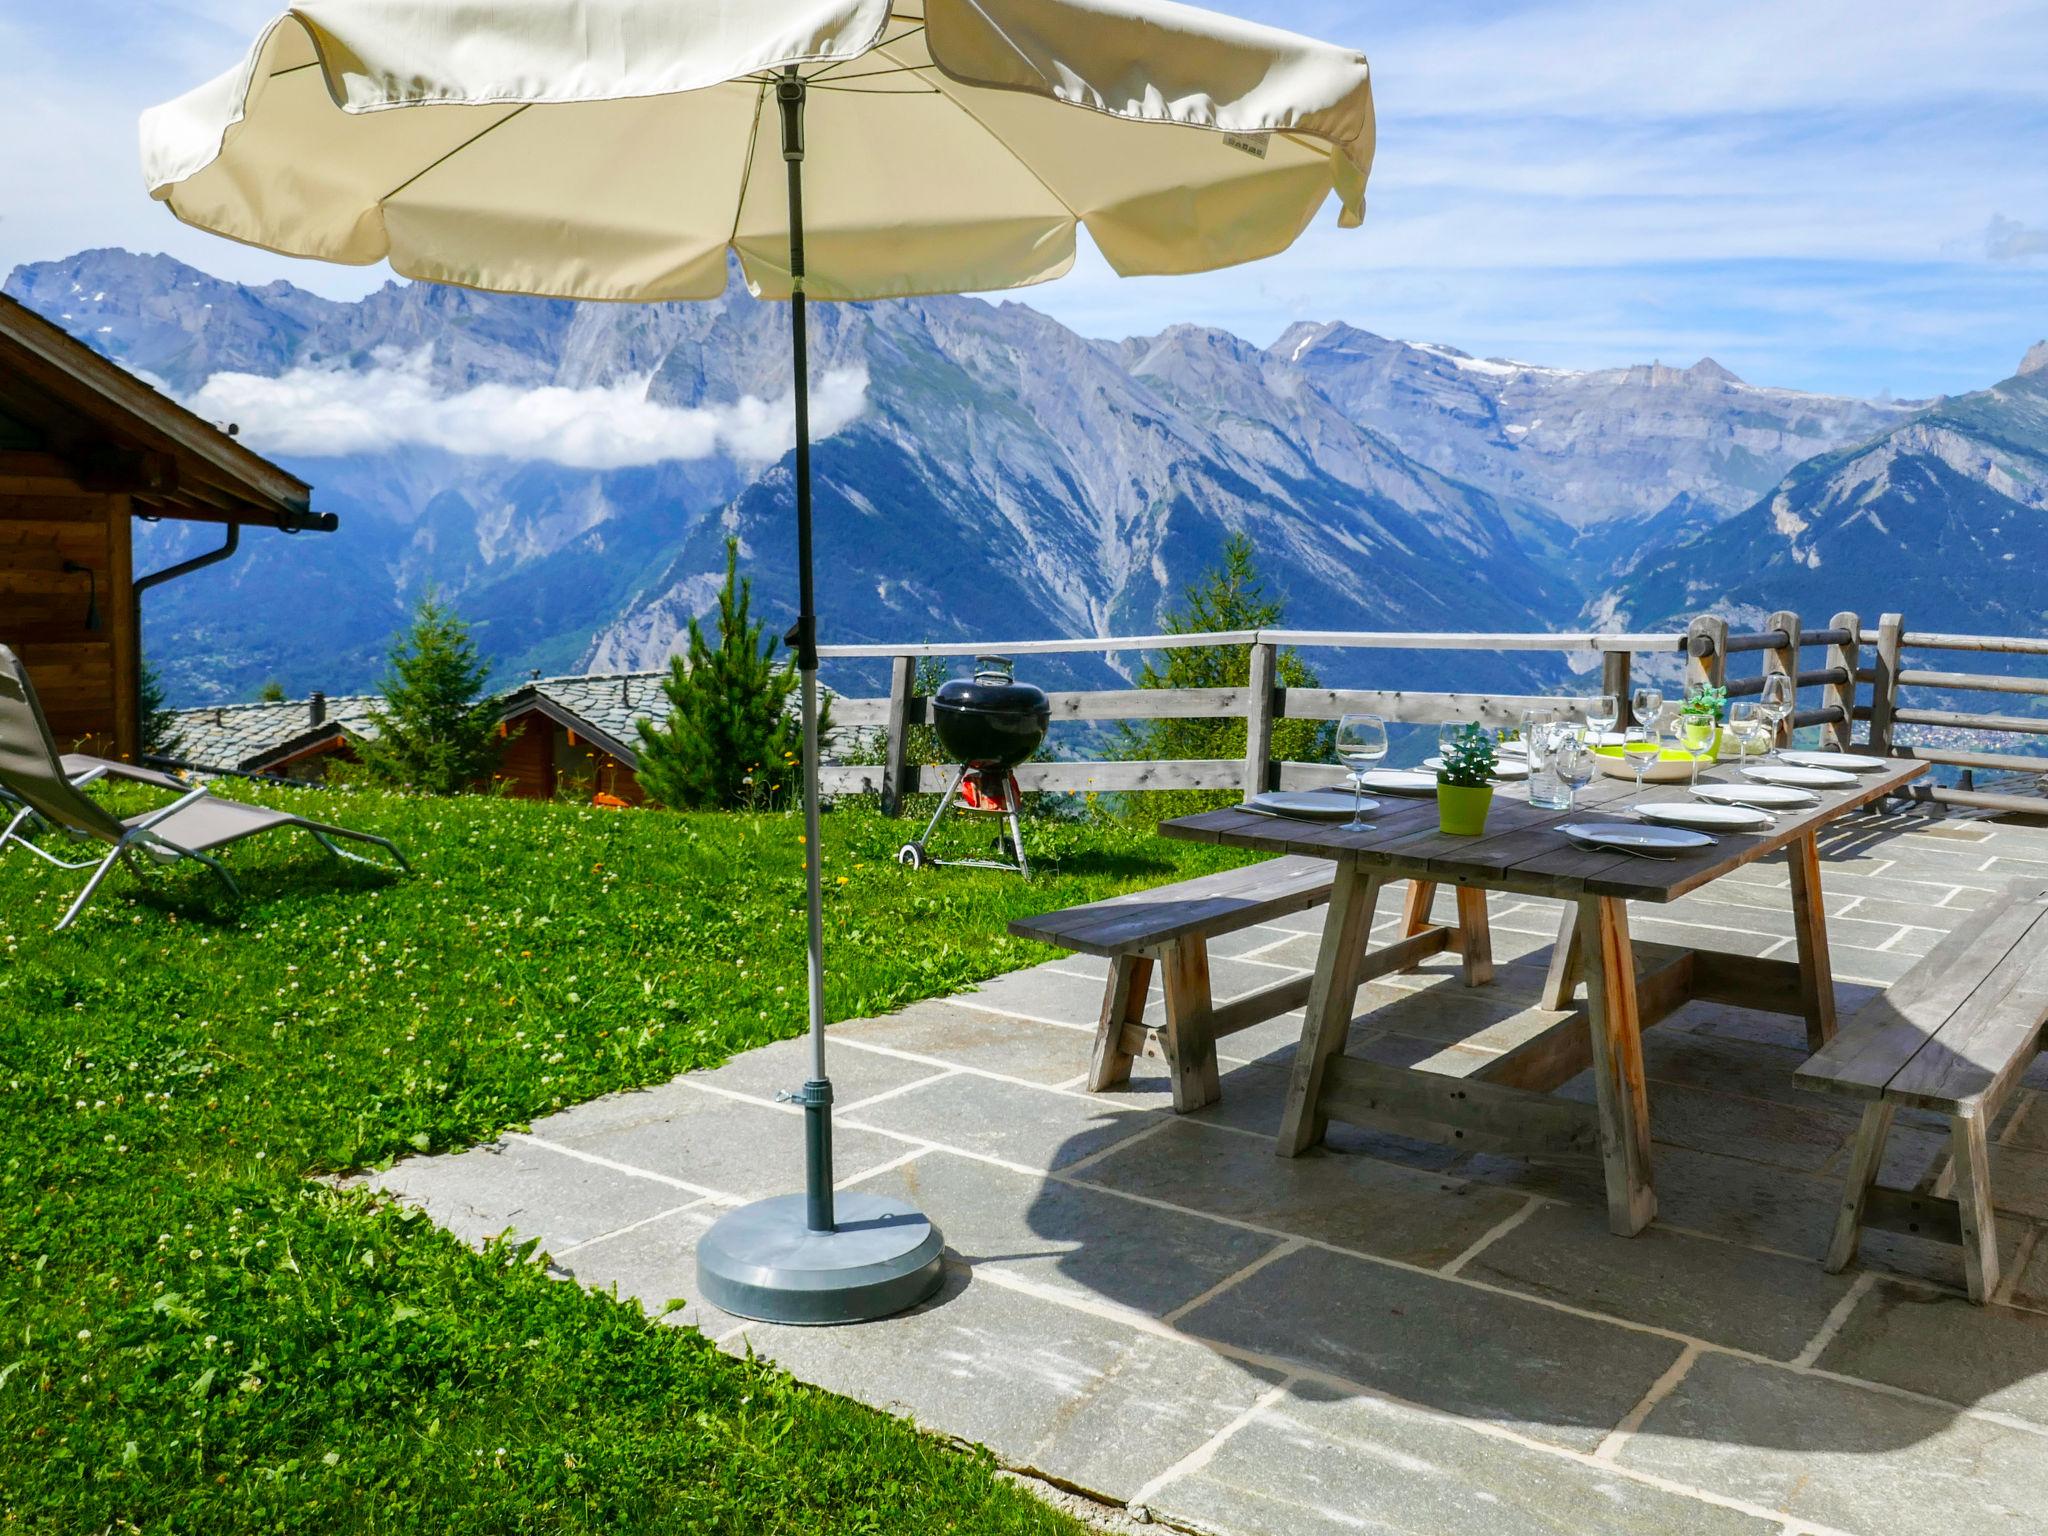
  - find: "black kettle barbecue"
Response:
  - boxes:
[898,656,1050,875]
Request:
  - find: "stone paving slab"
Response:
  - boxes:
[1175,1243,1687,1452]
[368,811,2048,1536]
[1618,1351,2048,1536]
[738,1265,1287,1500]
[1166,1389,1779,1536]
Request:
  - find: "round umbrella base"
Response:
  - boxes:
[695,1191,945,1326]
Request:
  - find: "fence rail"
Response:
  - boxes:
[821,610,2048,819]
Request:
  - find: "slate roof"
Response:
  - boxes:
[494,672,674,767]
[163,672,680,776]
[162,696,382,774]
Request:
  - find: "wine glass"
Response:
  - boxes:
[1553,730,1597,811]
[1335,714,1388,832]
[1727,701,1763,762]
[1437,721,1466,757]
[1622,722,1664,794]
[1758,674,1794,760]
[1585,693,1619,745]
[1631,685,1665,733]
[1677,710,1717,786]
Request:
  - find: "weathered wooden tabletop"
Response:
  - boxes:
[1157,759,1928,901]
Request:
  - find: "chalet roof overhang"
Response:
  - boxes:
[496,693,641,770]
[0,292,335,533]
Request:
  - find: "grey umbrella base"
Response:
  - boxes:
[695,1192,945,1326]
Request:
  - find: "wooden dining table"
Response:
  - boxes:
[1158,757,1928,1235]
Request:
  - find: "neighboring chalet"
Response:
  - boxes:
[0,293,334,759]
[166,672,673,804]
[163,691,380,780]
[492,672,667,805]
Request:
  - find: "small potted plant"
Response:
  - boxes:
[1680,684,1728,759]
[1436,724,1499,835]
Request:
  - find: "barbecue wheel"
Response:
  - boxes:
[897,843,929,870]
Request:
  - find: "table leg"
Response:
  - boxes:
[1540,902,1582,1010]
[1788,830,1838,1050]
[1398,879,1437,954]
[1277,860,1383,1156]
[1454,886,1495,988]
[1580,896,1656,1235]
[1160,938,1221,1113]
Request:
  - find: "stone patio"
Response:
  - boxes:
[368,807,2048,1536]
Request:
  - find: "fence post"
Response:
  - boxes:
[1764,609,1801,747]
[1600,646,1632,727]
[1823,611,1859,752]
[881,653,915,816]
[1242,641,1277,800]
[1869,613,1904,757]
[1684,614,1727,710]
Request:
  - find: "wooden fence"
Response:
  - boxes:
[816,612,2048,818]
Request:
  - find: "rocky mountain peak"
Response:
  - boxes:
[2021,340,2048,378]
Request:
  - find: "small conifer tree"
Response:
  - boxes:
[138,662,178,758]
[358,593,505,794]
[635,538,825,810]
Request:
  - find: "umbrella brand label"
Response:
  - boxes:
[1222,131,1271,159]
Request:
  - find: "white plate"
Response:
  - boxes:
[1744,764,1857,789]
[1779,750,1887,772]
[1423,755,1531,781]
[1359,769,1438,796]
[1247,790,1378,821]
[1637,801,1774,832]
[1691,783,1818,810]
[1559,822,1716,852]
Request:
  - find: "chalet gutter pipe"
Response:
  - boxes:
[131,523,239,743]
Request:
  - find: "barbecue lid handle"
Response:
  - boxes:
[972,655,1015,683]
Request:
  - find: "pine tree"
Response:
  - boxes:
[634,539,825,810]
[358,593,505,794]
[138,662,178,758]
[1116,532,1329,770]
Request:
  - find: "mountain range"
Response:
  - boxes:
[5,247,2039,705]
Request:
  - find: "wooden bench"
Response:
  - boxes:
[1009,859,1492,1113]
[1795,879,2048,1302]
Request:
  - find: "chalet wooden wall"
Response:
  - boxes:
[0,451,136,758]
[495,709,644,804]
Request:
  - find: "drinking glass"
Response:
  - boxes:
[1631,685,1665,732]
[1677,711,1718,786]
[1553,730,1597,811]
[1438,721,1466,757]
[1335,713,1389,832]
[1758,674,1794,760]
[1527,720,1577,810]
[1727,701,1763,761]
[1622,723,1664,794]
[1585,693,1619,743]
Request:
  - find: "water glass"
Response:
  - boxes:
[1622,724,1664,792]
[1631,685,1665,732]
[1585,693,1619,742]
[1527,720,1578,810]
[1677,712,1717,785]
[1335,713,1388,831]
[1758,674,1793,759]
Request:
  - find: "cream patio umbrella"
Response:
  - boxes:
[143,0,1375,1325]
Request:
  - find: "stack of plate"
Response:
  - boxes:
[1636,801,1772,833]
[1359,769,1438,796]
[1779,750,1887,772]
[1423,755,1531,782]
[1245,790,1373,821]
[1744,764,1857,789]
[1558,823,1716,856]
[1692,783,1817,811]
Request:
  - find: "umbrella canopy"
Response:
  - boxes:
[143,0,1375,1324]
[141,0,1373,304]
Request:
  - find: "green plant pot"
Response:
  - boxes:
[1437,782,1495,836]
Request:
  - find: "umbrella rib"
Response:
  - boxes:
[377,104,531,204]
[728,80,769,249]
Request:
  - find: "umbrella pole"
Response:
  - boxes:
[691,70,945,1326]
[779,67,835,1237]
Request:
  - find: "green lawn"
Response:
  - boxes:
[0,784,1250,1533]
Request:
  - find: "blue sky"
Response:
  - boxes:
[3,0,2044,399]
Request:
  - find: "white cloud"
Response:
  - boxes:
[186,349,868,468]
[1985,216,2048,262]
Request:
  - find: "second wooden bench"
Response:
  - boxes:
[1010,859,1492,1112]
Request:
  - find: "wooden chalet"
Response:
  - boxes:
[0,293,334,759]
[493,673,668,805]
